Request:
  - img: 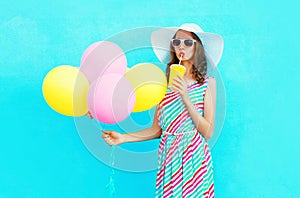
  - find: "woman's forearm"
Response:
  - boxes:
[182,95,214,139]
[122,127,162,143]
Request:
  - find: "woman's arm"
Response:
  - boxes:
[102,105,162,146]
[170,75,216,140]
[182,77,216,139]
[123,106,162,143]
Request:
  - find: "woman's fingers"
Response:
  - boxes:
[169,75,189,97]
[106,138,112,145]
[102,130,109,134]
[102,130,112,137]
[102,131,111,139]
[172,81,182,89]
[173,77,182,86]
[102,134,113,146]
[104,138,113,146]
[173,77,187,89]
[177,74,184,80]
[101,130,116,146]
[101,133,110,139]
[170,79,183,91]
[169,86,180,93]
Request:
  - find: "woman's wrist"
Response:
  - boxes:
[121,133,128,143]
[181,93,191,104]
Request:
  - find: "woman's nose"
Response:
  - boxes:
[179,43,184,50]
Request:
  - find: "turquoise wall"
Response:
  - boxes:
[1,0,299,197]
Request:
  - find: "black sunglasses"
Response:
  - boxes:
[171,39,196,47]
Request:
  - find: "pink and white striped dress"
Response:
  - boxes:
[155,75,214,198]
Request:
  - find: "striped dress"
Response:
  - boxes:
[155,75,214,198]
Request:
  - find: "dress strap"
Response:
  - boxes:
[205,75,212,81]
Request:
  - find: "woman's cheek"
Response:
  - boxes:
[187,48,195,60]
[185,51,193,60]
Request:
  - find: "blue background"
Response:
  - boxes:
[1,0,299,197]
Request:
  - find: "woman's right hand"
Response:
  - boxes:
[101,130,125,146]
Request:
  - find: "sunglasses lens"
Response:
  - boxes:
[172,39,181,46]
[184,39,194,47]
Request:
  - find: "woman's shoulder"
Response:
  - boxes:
[194,76,215,87]
[205,75,216,84]
[202,76,216,90]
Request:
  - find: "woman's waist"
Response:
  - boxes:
[162,129,198,136]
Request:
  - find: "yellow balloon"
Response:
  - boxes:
[125,63,167,112]
[42,65,89,116]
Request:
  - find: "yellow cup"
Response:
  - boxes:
[169,64,186,86]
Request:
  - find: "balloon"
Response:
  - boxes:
[125,63,167,112]
[87,73,136,124]
[80,42,99,64]
[80,41,127,83]
[42,65,89,116]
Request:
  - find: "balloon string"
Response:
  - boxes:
[89,116,116,197]
[105,145,116,198]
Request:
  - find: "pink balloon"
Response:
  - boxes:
[87,74,136,124]
[81,42,99,64]
[80,41,127,83]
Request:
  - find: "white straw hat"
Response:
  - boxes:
[151,23,224,71]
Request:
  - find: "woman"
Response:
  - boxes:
[102,23,224,197]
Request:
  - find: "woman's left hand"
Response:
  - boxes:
[168,75,189,98]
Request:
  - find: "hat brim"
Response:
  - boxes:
[151,26,224,71]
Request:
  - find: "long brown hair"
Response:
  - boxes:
[166,31,207,84]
